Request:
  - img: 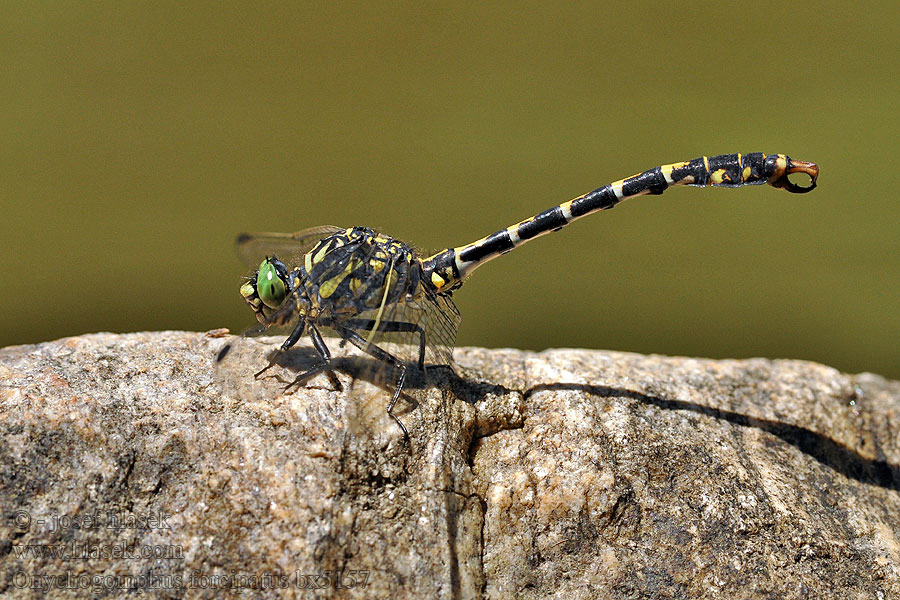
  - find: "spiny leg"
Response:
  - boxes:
[253,291,304,378]
[283,323,333,392]
[332,322,410,439]
[251,321,342,391]
[254,320,306,378]
[342,318,426,371]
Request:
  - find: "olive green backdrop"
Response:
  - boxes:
[1,2,897,378]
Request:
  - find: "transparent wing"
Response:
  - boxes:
[339,289,460,440]
[234,226,345,269]
[326,241,460,439]
[424,293,461,366]
[214,319,302,398]
[351,292,459,368]
[338,239,460,369]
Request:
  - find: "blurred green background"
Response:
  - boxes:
[1,2,897,378]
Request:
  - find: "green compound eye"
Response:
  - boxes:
[257,258,287,308]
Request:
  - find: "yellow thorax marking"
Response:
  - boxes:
[311,242,331,267]
[369,256,387,273]
[318,258,361,298]
[365,256,396,349]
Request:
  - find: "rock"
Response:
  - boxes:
[0,331,898,599]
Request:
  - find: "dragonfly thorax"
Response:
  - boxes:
[240,227,437,331]
[299,227,424,318]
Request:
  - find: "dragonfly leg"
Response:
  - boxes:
[283,323,332,392]
[254,321,306,378]
[342,318,426,370]
[332,323,410,439]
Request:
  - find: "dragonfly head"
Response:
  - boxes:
[256,256,290,308]
[240,256,293,325]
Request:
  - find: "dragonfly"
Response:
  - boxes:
[219,152,818,437]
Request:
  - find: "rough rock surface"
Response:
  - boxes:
[1,331,898,599]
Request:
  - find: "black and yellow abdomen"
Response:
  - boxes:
[421,152,819,291]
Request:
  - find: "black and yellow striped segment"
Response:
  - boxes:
[420,152,818,291]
